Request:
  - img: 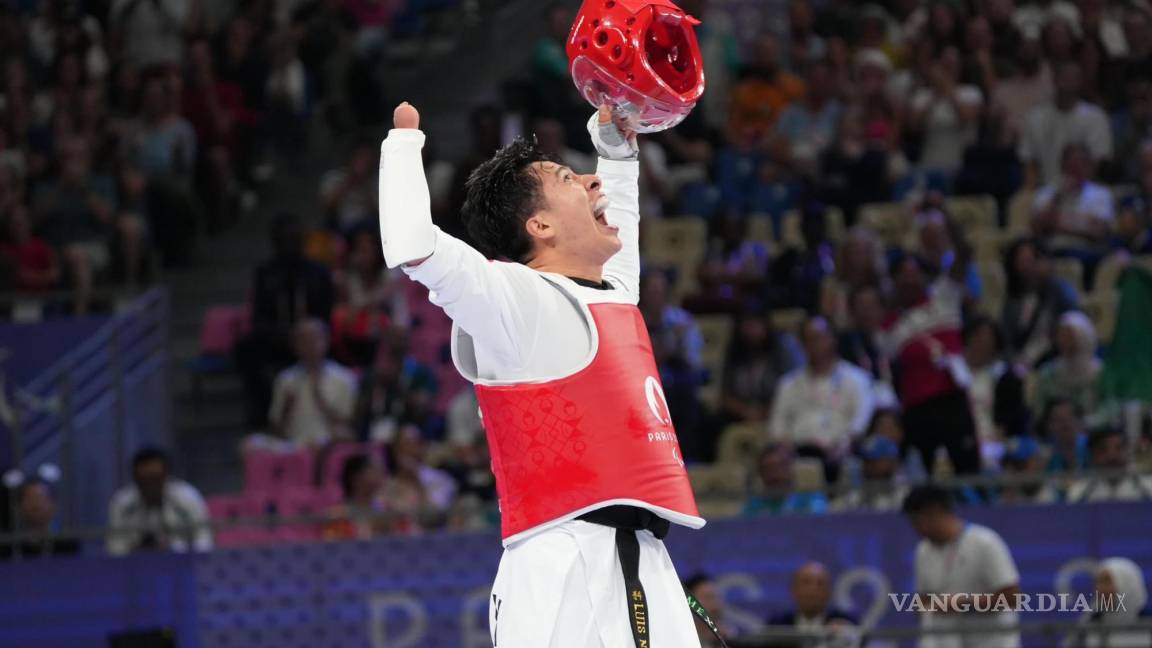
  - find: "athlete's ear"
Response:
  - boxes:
[525,213,555,244]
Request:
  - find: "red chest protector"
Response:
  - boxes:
[475,302,703,543]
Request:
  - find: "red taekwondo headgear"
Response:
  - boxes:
[567,0,705,133]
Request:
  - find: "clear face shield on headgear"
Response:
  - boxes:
[567,0,706,133]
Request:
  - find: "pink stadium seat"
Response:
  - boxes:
[269,489,341,543]
[243,447,316,494]
[206,494,270,547]
[198,305,250,355]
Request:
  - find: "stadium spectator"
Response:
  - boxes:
[767,562,859,641]
[718,303,803,425]
[1112,193,1152,255]
[1041,398,1090,474]
[820,226,887,330]
[683,572,735,648]
[0,204,60,293]
[444,388,483,449]
[908,46,983,176]
[319,139,378,232]
[962,316,1030,467]
[770,316,875,482]
[882,251,981,475]
[1067,428,1152,502]
[1064,557,1152,648]
[691,213,770,312]
[382,425,457,534]
[110,0,192,69]
[1032,143,1115,268]
[1001,238,1079,367]
[836,435,907,512]
[902,484,1022,648]
[1034,311,1101,416]
[773,58,841,176]
[743,443,829,516]
[332,228,404,365]
[998,436,1059,505]
[915,205,982,300]
[107,447,212,556]
[766,201,836,312]
[838,284,891,387]
[727,34,804,144]
[1110,76,1152,183]
[0,478,79,560]
[352,327,439,442]
[322,453,388,541]
[640,269,706,434]
[235,214,335,426]
[1019,61,1112,187]
[32,135,128,314]
[989,35,1052,148]
[269,318,357,447]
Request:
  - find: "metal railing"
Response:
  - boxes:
[2,287,171,530]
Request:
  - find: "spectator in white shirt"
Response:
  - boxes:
[1019,61,1113,187]
[902,484,1022,648]
[1067,428,1152,503]
[269,318,357,447]
[770,316,875,482]
[908,46,983,174]
[107,447,212,556]
[1032,142,1115,259]
[1064,557,1152,648]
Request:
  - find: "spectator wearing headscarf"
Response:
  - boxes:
[1064,558,1152,648]
[1034,311,1101,416]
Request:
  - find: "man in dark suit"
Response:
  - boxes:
[765,562,859,647]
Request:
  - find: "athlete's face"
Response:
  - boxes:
[526,161,621,265]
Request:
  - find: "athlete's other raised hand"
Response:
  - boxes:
[588,104,639,161]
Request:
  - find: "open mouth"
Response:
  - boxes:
[593,195,614,229]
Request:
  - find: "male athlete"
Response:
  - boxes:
[379,101,709,647]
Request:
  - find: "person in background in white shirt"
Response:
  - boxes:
[269,318,357,447]
[107,447,212,557]
[902,484,1022,648]
[770,316,875,483]
[907,46,983,175]
[1032,142,1115,262]
[1019,61,1113,187]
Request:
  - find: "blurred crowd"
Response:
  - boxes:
[6,0,1152,555]
[0,0,450,314]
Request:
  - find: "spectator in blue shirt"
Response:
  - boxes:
[743,443,829,516]
[1041,398,1089,473]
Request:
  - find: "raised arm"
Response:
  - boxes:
[589,107,642,298]
[378,102,540,369]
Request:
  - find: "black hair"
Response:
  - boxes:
[962,315,1004,352]
[901,484,955,515]
[888,248,936,281]
[865,407,902,437]
[683,572,713,593]
[340,454,372,501]
[132,446,171,471]
[461,137,553,262]
[1087,427,1125,453]
[1038,396,1083,437]
[14,477,49,503]
[1004,237,1048,298]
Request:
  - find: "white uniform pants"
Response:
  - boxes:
[488,520,703,647]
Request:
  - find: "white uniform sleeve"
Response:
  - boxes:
[598,158,642,301]
[402,230,545,370]
[379,129,436,268]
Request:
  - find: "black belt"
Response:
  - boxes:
[577,506,728,648]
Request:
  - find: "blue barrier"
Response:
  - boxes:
[2,288,171,529]
[1,501,1148,647]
